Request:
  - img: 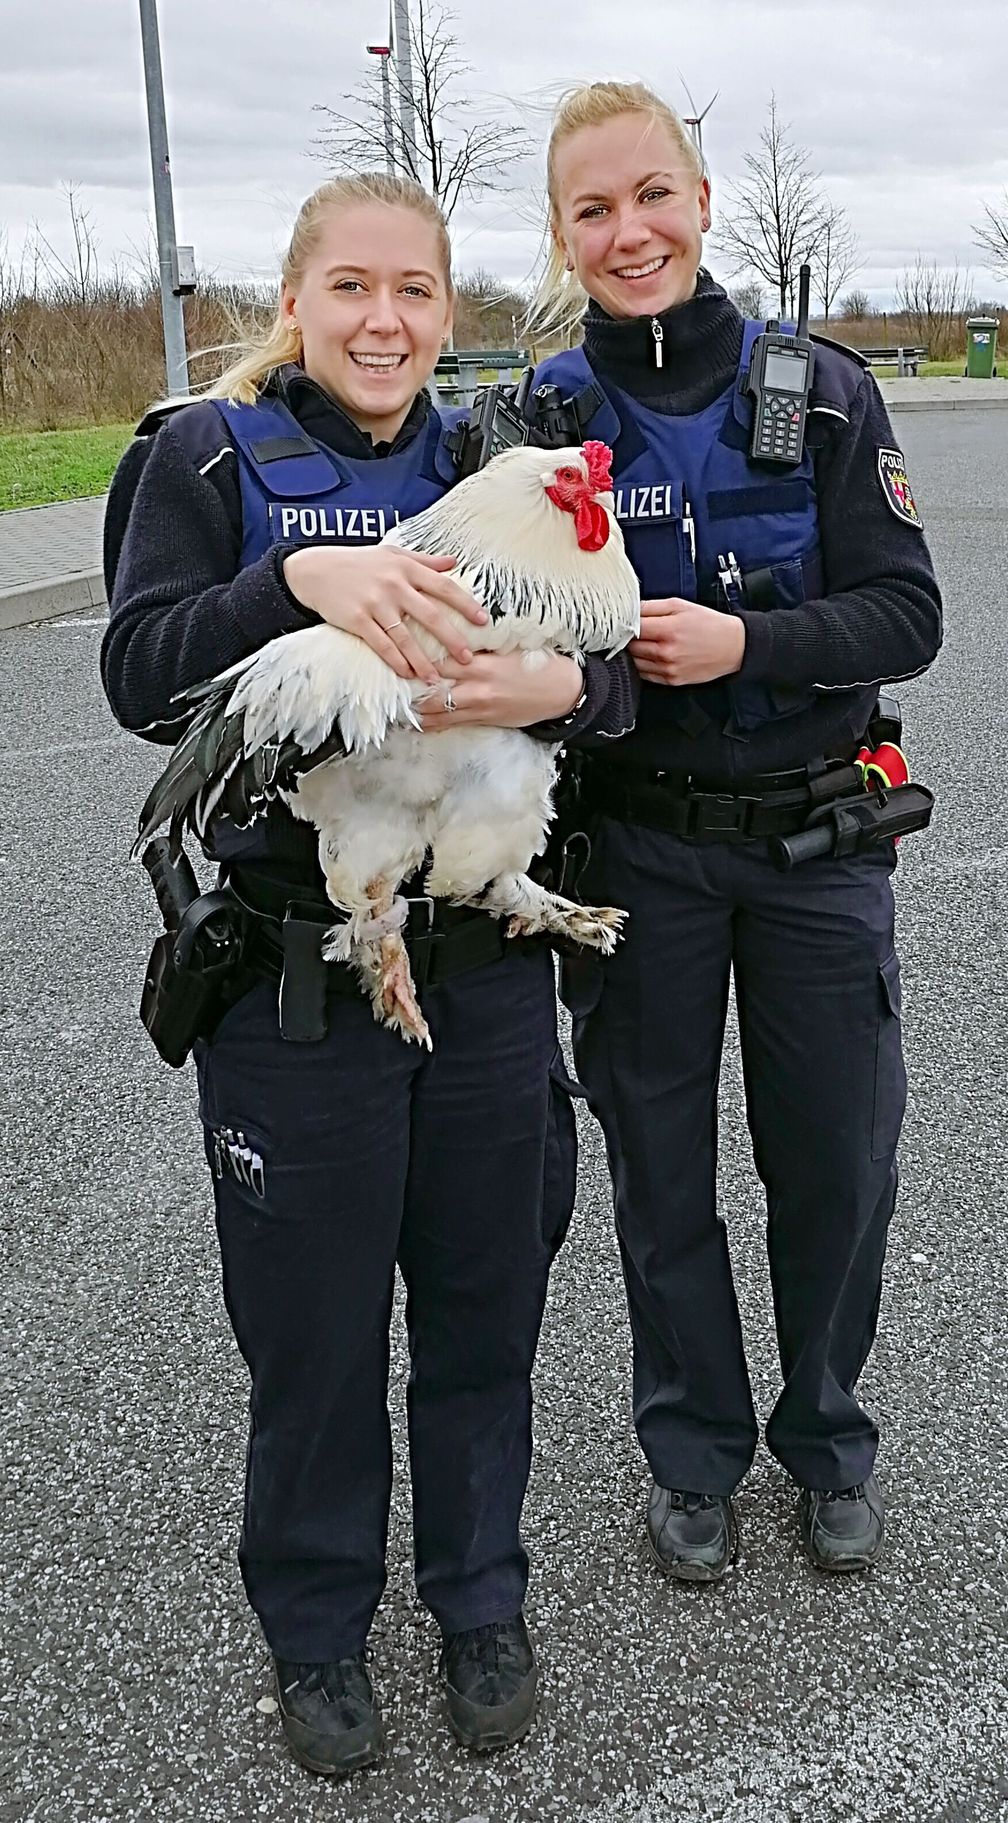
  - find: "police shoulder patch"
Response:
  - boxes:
[877,447,923,527]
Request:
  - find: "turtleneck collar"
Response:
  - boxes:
[581,269,745,415]
[268,363,431,458]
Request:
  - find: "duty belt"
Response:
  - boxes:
[577,756,865,843]
[222,863,511,1041]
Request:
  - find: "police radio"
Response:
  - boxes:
[452,368,586,477]
[745,262,815,465]
[452,368,532,477]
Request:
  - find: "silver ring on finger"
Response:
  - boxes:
[444,689,456,713]
[385,619,403,632]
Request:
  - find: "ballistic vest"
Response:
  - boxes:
[531,323,858,741]
[205,395,465,567]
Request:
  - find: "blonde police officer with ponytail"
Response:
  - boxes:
[525,84,941,1582]
[102,174,636,1775]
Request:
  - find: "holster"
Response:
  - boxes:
[140,843,249,1066]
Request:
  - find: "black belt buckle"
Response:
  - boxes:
[685,791,758,839]
[406,895,436,992]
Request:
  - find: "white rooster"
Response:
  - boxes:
[135,439,640,1046]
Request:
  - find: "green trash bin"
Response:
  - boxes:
[965,316,999,378]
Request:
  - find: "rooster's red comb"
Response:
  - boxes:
[582,441,613,494]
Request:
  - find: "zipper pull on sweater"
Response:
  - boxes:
[651,318,664,368]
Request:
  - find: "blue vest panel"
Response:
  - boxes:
[531,327,839,739]
[207,396,464,568]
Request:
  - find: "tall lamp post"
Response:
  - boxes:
[138,0,195,396]
[391,0,421,180]
[366,42,396,177]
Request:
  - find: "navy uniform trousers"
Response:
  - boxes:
[194,941,575,1663]
[562,816,906,1496]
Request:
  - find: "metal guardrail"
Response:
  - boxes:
[855,346,930,377]
[433,347,529,406]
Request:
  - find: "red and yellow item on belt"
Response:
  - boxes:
[855,740,910,791]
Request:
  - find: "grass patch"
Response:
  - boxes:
[0,423,134,511]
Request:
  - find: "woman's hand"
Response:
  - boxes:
[419,652,584,730]
[282,545,488,685]
[630,598,746,686]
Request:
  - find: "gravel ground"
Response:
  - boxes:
[1,410,1006,1822]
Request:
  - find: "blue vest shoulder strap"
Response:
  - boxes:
[207,396,341,499]
[203,395,463,498]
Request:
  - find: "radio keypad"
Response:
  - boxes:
[757,394,802,461]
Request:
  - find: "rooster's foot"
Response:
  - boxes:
[507,897,626,954]
[375,934,431,1049]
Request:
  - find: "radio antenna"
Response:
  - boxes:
[796,262,811,339]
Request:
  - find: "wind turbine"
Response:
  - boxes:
[679,76,718,163]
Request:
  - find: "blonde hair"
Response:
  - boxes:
[525,82,705,344]
[207,174,453,405]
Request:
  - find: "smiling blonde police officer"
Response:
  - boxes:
[102,173,636,1776]
[525,83,942,1583]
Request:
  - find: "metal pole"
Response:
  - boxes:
[392,0,421,182]
[367,44,396,176]
[380,56,395,175]
[138,0,188,395]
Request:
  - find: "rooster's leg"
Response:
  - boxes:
[460,871,628,955]
[369,877,431,1049]
[321,873,431,1049]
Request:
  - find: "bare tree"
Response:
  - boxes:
[729,278,765,319]
[452,267,528,346]
[974,193,1008,278]
[812,206,859,322]
[895,257,976,360]
[714,96,826,314]
[840,288,871,320]
[312,0,534,222]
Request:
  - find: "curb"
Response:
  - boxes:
[885,396,1008,414]
[0,570,107,632]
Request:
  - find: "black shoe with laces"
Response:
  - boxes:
[439,1614,538,1750]
[799,1473,885,1571]
[274,1653,384,1775]
[646,1482,738,1582]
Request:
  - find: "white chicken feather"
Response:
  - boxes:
[136,440,641,1045]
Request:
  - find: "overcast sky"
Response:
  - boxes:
[7,0,1008,309]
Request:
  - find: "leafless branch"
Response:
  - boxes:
[973,194,1008,278]
[895,256,976,360]
[714,96,827,313]
[310,0,534,221]
[811,206,859,322]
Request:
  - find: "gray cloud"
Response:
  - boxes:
[7,0,1008,304]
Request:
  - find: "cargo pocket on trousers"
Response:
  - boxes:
[871,951,908,1161]
[543,1048,582,1257]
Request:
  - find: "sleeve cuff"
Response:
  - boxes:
[271,544,322,627]
[735,610,773,683]
[527,657,606,743]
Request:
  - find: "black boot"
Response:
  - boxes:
[274,1654,384,1775]
[440,1614,538,1750]
[646,1482,738,1581]
[799,1474,885,1571]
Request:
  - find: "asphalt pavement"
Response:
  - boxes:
[1,409,1006,1823]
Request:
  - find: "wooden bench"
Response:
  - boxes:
[433,347,529,406]
[854,345,929,377]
